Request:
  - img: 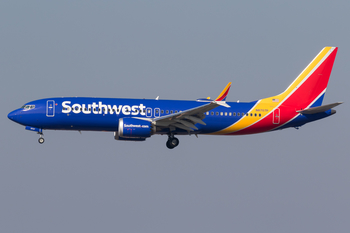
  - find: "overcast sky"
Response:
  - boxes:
[1,1,349,232]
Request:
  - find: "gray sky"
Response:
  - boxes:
[1,1,349,232]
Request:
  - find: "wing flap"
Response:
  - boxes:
[171,123,194,131]
[184,116,206,125]
[174,119,198,130]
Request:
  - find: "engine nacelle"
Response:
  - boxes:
[114,118,154,141]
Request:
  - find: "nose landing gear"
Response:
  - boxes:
[38,133,45,144]
[166,134,179,149]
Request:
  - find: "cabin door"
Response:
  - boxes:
[46,100,55,117]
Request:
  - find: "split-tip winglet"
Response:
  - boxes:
[215,82,232,101]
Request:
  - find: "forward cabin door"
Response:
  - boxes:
[273,108,280,124]
[46,100,55,117]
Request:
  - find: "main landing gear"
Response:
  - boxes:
[38,133,45,144]
[166,134,179,149]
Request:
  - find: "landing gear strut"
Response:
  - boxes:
[166,134,179,149]
[38,133,45,144]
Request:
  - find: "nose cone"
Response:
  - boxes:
[8,109,19,122]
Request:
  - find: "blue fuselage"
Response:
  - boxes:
[8,97,332,136]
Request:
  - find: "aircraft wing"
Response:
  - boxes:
[152,83,232,132]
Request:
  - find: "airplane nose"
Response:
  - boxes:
[8,109,18,122]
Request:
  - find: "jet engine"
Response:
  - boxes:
[114,118,155,141]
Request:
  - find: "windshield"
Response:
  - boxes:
[21,105,35,110]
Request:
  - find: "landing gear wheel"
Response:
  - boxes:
[166,137,179,149]
[166,140,174,149]
[38,137,45,144]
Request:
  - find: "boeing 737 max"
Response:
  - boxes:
[8,47,342,149]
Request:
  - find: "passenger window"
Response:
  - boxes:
[216,112,219,116]
[233,112,236,116]
[229,112,232,116]
[170,110,173,114]
[161,110,164,114]
[259,113,261,117]
[237,113,240,116]
[166,110,169,114]
[211,112,214,115]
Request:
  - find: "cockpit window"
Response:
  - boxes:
[21,105,35,110]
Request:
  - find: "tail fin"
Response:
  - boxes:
[270,47,338,109]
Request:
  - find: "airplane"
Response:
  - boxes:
[8,47,342,149]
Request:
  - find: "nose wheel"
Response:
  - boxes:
[166,135,179,149]
[38,134,45,144]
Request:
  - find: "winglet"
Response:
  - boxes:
[215,82,232,101]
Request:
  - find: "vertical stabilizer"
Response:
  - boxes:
[211,47,338,135]
[273,47,338,108]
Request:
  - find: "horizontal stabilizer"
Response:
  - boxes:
[297,102,343,114]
